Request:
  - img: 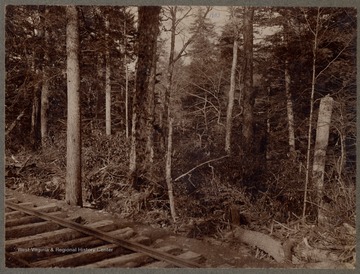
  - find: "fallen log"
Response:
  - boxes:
[227,227,354,269]
[225,227,287,263]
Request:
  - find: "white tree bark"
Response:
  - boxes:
[129,111,137,177]
[166,117,176,222]
[96,54,103,123]
[285,59,296,155]
[163,6,195,222]
[105,16,111,136]
[225,38,238,153]
[225,8,240,153]
[124,54,129,138]
[313,95,334,225]
[124,17,129,139]
[65,5,82,206]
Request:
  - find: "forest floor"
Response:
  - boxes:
[5,188,284,268]
[5,152,356,269]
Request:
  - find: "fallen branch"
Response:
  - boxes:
[5,110,25,136]
[16,156,32,175]
[86,165,108,180]
[174,155,229,182]
[273,220,297,232]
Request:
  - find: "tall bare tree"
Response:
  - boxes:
[302,7,321,221]
[162,6,195,222]
[105,14,111,136]
[225,7,240,154]
[124,13,130,138]
[283,19,296,156]
[65,5,82,206]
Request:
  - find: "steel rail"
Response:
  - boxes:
[5,201,203,268]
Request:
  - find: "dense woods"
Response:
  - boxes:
[5,5,356,267]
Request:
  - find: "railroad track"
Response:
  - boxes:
[5,194,205,268]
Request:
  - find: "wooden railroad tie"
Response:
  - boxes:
[5,200,205,268]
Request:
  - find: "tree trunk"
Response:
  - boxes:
[41,69,49,145]
[41,7,49,147]
[162,6,197,222]
[94,7,103,127]
[242,8,254,149]
[163,7,176,134]
[303,7,320,221]
[105,16,111,136]
[285,59,296,155]
[162,9,176,180]
[166,117,176,222]
[266,87,271,160]
[283,20,296,157]
[225,38,238,153]
[146,52,157,168]
[225,8,239,154]
[129,6,161,189]
[31,91,41,150]
[313,95,333,225]
[124,18,129,139]
[96,54,103,125]
[129,107,137,182]
[30,49,41,150]
[124,53,129,138]
[65,5,82,206]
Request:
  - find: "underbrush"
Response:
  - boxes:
[5,131,356,252]
[5,133,67,199]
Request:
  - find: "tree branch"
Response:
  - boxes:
[187,91,220,113]
[174,155,229,182]
[5,109,25,136]
[173,7,212,63]
[315,34,355,80]
[175,7,192,27]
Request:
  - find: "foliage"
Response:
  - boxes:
[83,130,130,208]
[5,7,356,262]
[5,6,136,152]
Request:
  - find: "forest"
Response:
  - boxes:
[5,5,356,267]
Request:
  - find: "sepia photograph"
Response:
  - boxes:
[4,3,356,269]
